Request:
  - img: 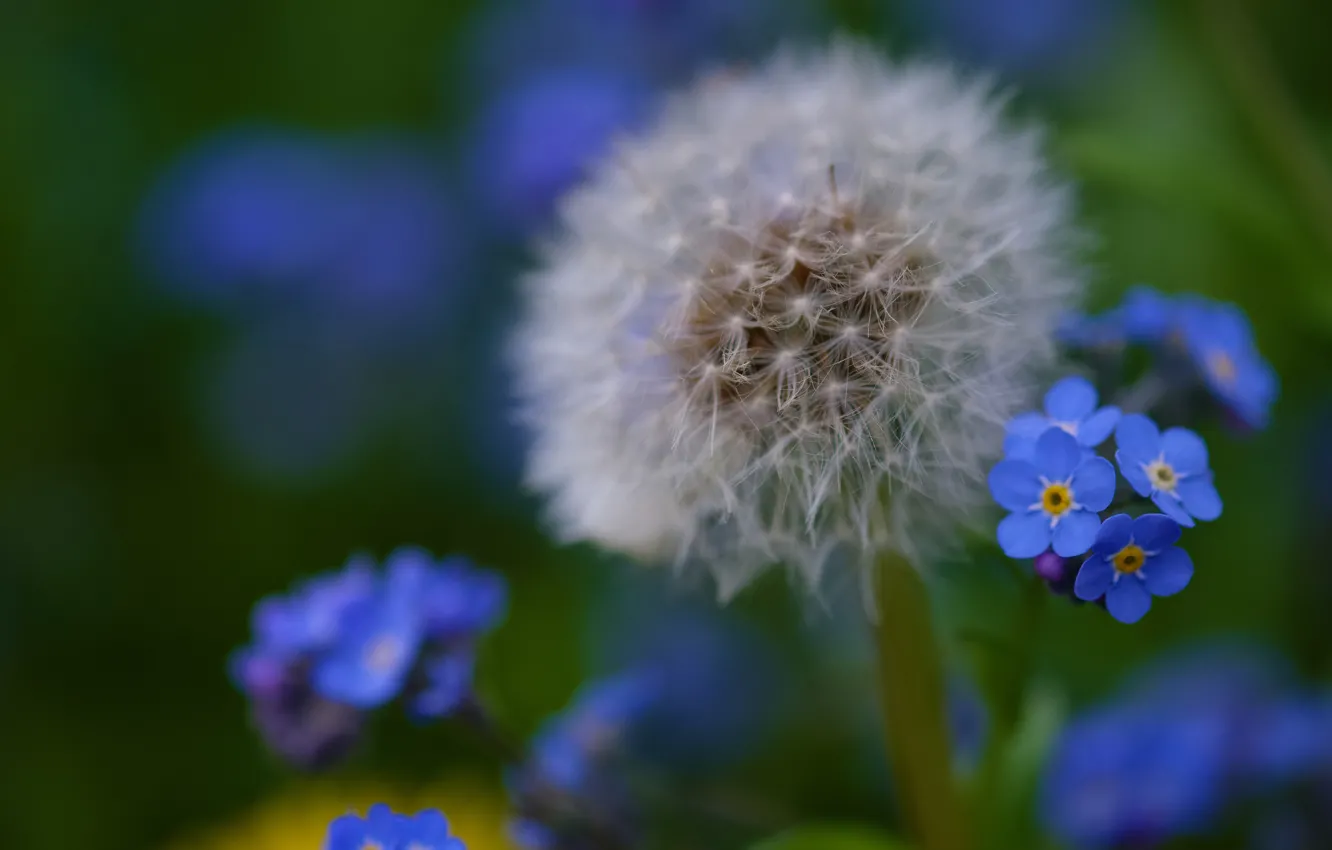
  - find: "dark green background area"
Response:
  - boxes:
[3,1,1332,848]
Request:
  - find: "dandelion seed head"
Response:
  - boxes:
[513,42,1085,596]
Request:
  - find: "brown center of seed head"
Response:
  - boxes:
[675,209,932,436]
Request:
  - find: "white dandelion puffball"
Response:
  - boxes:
[512,42,1085,598]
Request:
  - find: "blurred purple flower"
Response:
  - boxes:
[909,0,1119,78]
[140,128,467,318]
[464,69,651,234]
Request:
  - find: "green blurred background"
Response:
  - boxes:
[3,0,1332,848]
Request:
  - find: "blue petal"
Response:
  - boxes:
[1144,546,1193,596]
[1034,428,1083,481]
[1077,405,1121,447]
[1044,376,1098,422]
[1106,577,1153,624]
[1132,513,1182,551]
[1150,491,1196,527]
[1115,414,1162,462]
[1003,432,1038,460]
[1090,513,1133,555]
[1070,456,1116,511]
[1177,476,1223,521]
[1115,450,1153,497]
[997,511,1051,559]
[1074,556,1114,600]
[988,459,1041,511]
[1006,412,1051,441]
[1161,427,1210,475]
[1052,509,1101,557]
[1121,286,1175,341]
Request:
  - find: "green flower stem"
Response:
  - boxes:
[1192,0,1332,252]
[874,553,969,850]
[971,575,1049,850]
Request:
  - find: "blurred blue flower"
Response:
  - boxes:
[463,0,815,93]
[1056,287,1174,350]
[586,582,790,772]
[508,673,654,849]
[1119,286,1178,344]
[327,804,466,850]
[1074,513,1193,624]
[911,0,1118,78]
[409,652,477,723]
[1005,376,1120,457]
[1177,298,1278,430]
[312,590,425,709]
[1056,309,1125,350]
[1114,414,1222,527]
[465,69,650,234]
[989,428,1116,558]
[509,818,560,850]
[1235,694,1332,788]
[1042,706,1228,848]
[1047,641,1332,850]
[232,549,505,766]
[140,128,467,318]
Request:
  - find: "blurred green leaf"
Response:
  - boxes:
[750,825,911,850]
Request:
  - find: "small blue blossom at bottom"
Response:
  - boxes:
[326,803,466,850]
[1074,514,1194,624]
[989,428,1116,558]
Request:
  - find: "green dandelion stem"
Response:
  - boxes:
[874,552,969,850]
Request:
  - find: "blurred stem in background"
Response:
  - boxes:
[1193,0,1332,253]
[874,553,969,850]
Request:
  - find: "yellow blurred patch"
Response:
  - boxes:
[163,775,515,850]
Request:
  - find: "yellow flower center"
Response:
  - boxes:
[360,841,384,850]
[1145,459,1177,492]
[1112,543,1146,574]
[1041,482,1073,516]
[1207,350,1236,385]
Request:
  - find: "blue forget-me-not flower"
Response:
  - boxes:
[989,428,1116,558]
[1004,375,1120,458]
[1114,414,1222,527]
[1177,297,1279,430]
[1074,513,1194,624]
[326,803,467,850]
[231,548,505,767]
[1042,705,1228,848]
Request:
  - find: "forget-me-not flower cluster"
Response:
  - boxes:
[231,547,505,767]
[989,284,1274,623]
[989,373,1217,623]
